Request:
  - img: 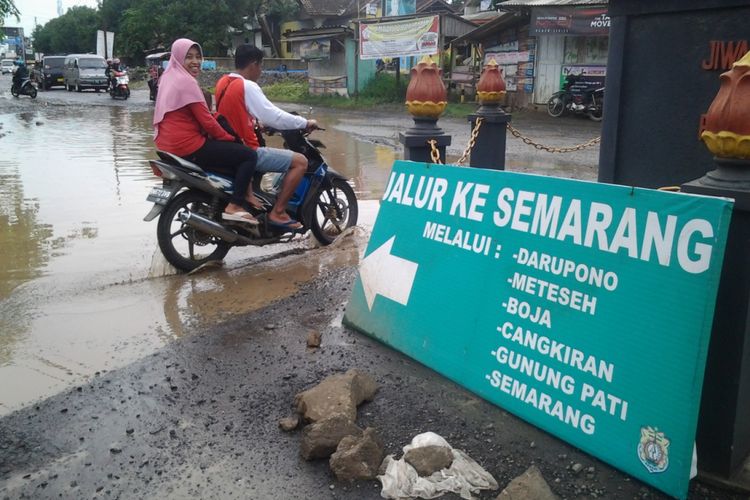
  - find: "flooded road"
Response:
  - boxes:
[0,78,599,415]
[0,92,393,415]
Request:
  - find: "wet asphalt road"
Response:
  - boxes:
[0,259,744,500]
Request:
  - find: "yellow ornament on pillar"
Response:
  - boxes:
[405,55,447,119]
[701,51,750,159]
[476,58,506,104]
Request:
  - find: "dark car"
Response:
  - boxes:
[38,55,67,90]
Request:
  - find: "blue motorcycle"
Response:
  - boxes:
[144,128,358,271]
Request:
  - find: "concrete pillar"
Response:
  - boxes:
[468,106,511,170]
[399,117,451,164]
[682,159,750,478]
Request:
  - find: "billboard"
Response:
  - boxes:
[531,7,610,36]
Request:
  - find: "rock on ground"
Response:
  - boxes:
[300,415,363,460]
[306,330,322,348]
[497,465,559,500]
[295,369,378,423]
[329,427,385,481]
[278,415,300,432]
[404,445,454,477]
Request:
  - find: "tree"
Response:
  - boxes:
[1,0,19,24]
[30,6,100,54]
[118,0,255,59]
[98,0,134,38]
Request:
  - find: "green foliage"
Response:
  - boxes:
[261,75,478,117]
[263,79,309,101]
[118,0,239,60]
[262,72,412,109]
[30,0,299,62]
[31,6,100,55]
[98,0,134,36]
[358,72,408,102]
[1,0,19,22]
[264,0,298,22]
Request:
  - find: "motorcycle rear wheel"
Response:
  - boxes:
[28,86,37,99]
[306,178,358,246]
[587,107,603,122]
[157,190,230,271]
[547,94,566,117]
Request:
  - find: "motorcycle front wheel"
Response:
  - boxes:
[157,190,230,271]
[306,178,358,246]
[10,85,19,97]
[547,94,566,117]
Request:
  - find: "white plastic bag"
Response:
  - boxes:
[378,432,498,500]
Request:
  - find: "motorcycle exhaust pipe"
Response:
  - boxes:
[179,210,250,244]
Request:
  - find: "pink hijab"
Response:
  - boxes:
[153,38,207,137]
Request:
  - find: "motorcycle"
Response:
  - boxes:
[109,70,130,100]
[546,74,603,122]
[11,77,37,99]
[144,127,359,271]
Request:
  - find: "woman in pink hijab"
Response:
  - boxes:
[154,38,259,225]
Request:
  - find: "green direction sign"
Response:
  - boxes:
[344,160,734,500]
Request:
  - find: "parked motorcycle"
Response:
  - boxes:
[547,74,603,122]
[11,77,37,99]
[144,127,359,271]
[109,70,130,100]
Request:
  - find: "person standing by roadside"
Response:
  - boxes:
[215,44,318,230]
[154,38,259,225]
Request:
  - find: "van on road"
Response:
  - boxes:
[63,54,108,92]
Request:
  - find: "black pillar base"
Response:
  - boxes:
[467,106,511,170]
[399,117,452,164]
[682,160,750,477]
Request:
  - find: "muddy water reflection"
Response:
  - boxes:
[0,105,389,415]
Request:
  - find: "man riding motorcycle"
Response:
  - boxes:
[105,58,122,91]
[215,44,317,231]
[12,60,29,88]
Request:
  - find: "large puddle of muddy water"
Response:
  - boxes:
[0,105,390,415]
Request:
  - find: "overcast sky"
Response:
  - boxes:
[5,0,98,36]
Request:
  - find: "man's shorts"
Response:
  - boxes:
[256,147,294,173]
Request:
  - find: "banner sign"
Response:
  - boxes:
[300,38,331,60]
[560,65,606,93]
[531,7,610,36]
[359,16,439,60]
[345,161,733,500]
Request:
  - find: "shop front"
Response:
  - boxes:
[527,4,609,104]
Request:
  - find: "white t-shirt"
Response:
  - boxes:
[228,72,307,130]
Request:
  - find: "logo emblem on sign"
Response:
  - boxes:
[637,426,670,473]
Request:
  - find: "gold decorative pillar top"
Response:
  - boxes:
[405,55,447,119]
[476,58,506,104]
[701,51,750,159]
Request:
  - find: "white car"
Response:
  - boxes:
[1,59,15,74]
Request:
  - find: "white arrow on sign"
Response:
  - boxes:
[360,236,419,311]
